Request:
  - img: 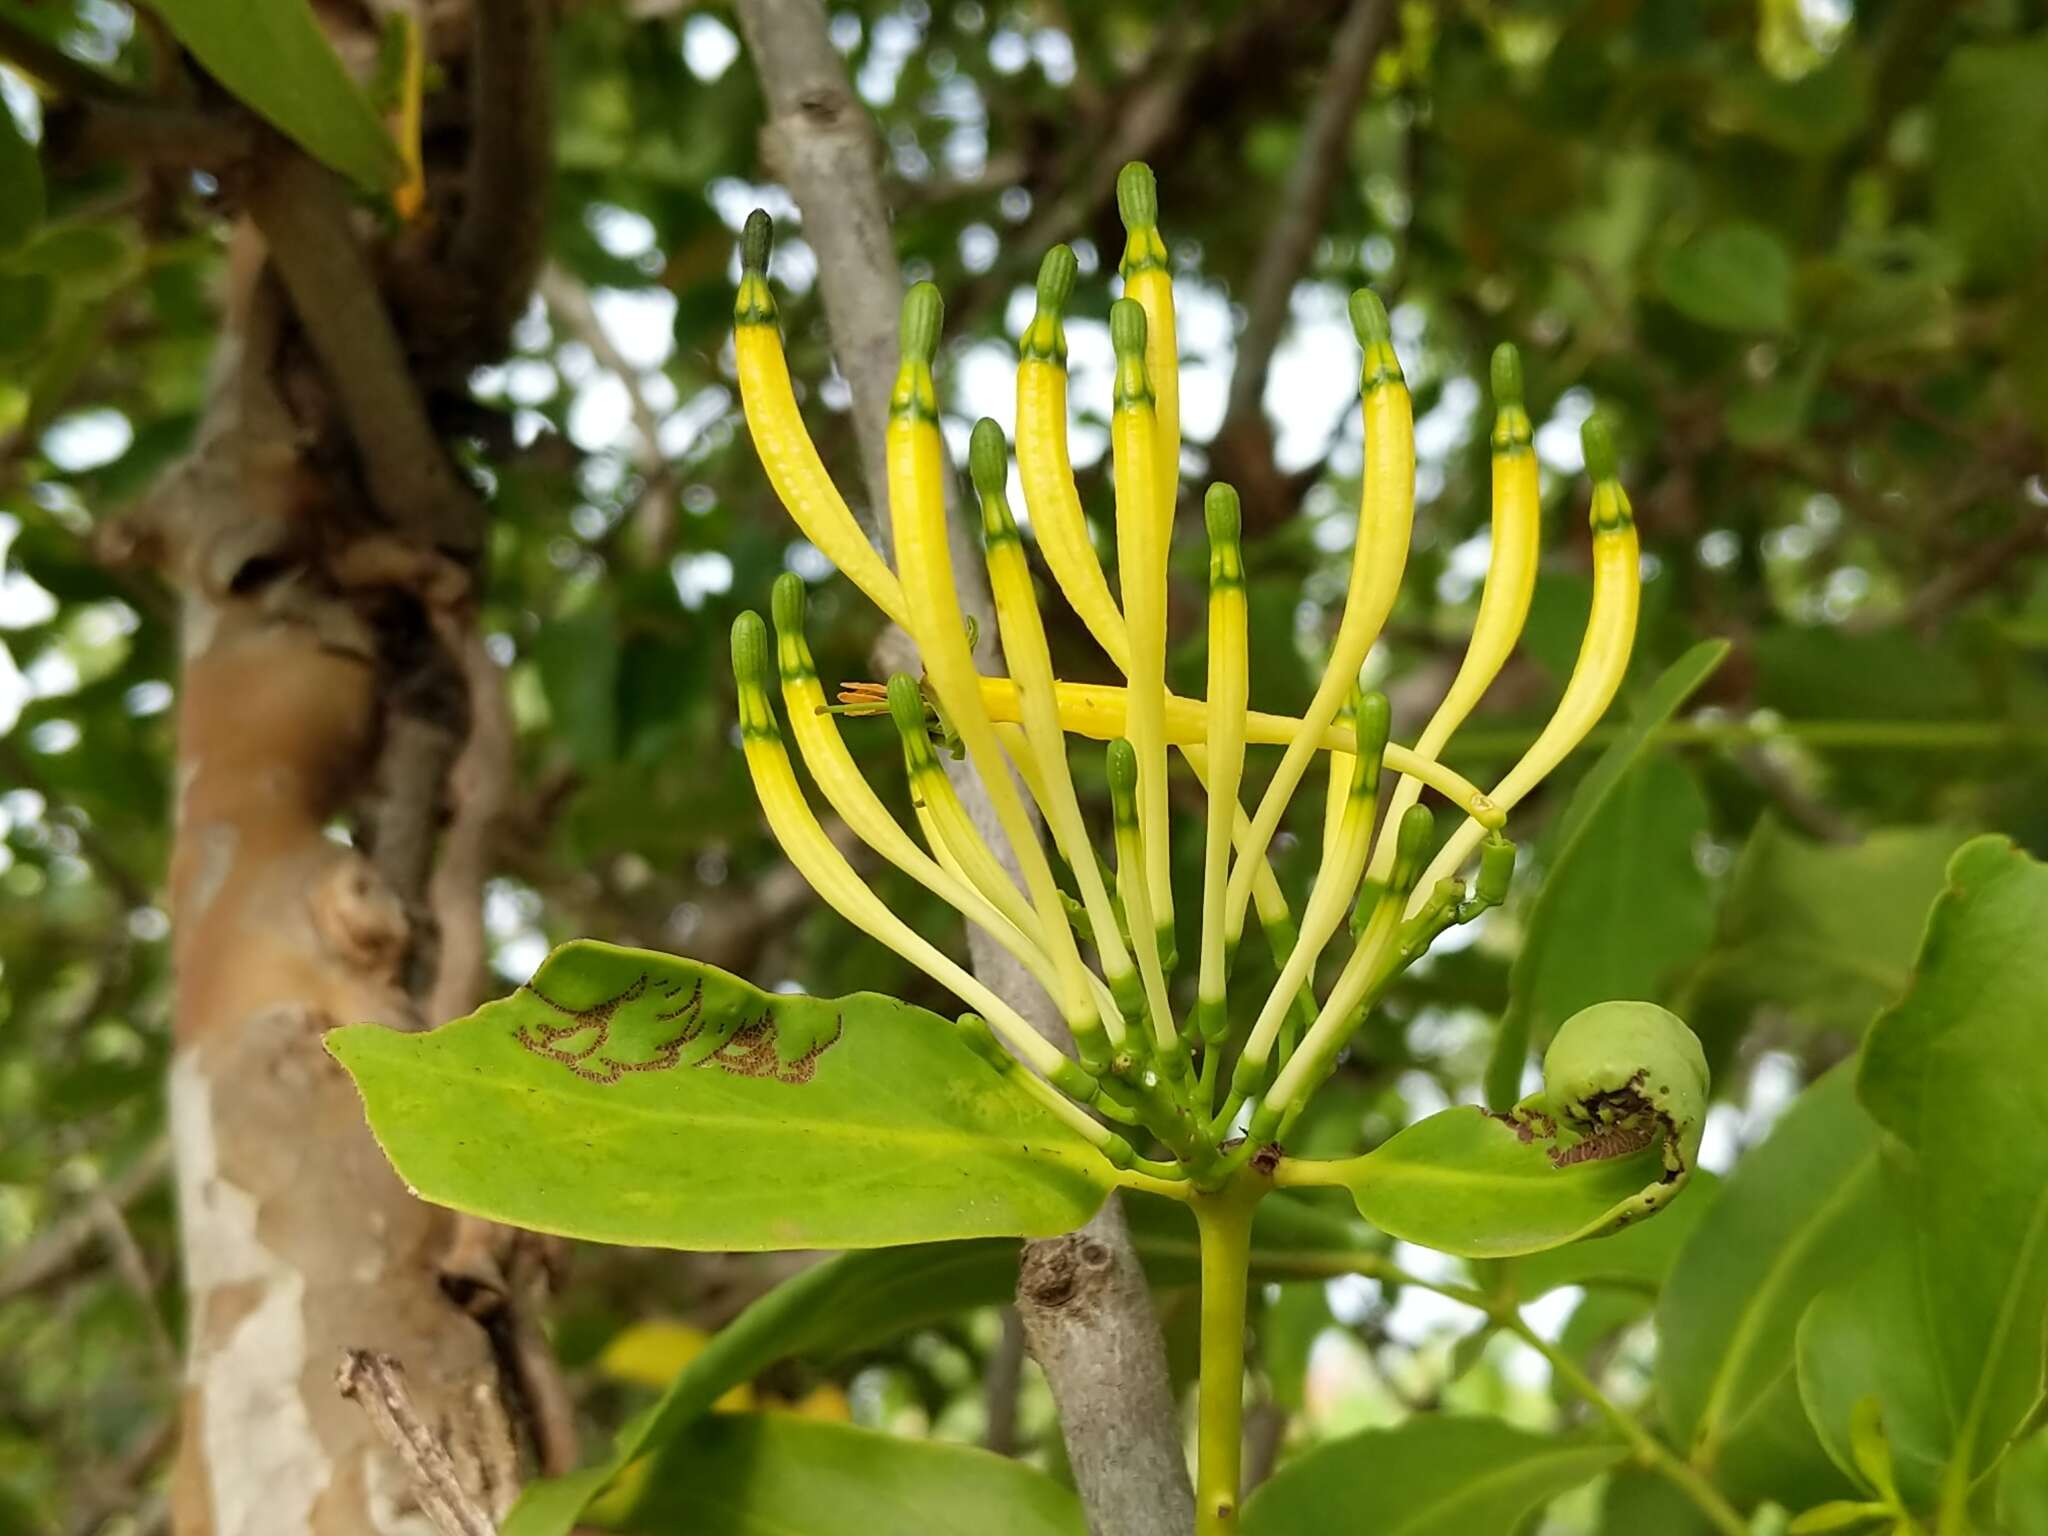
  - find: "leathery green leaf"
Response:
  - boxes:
[611,1414,1084,1535]
[1839,837,2048,1516]
[1657,1064,1882,1508]
[330,941,1117,1252]
[1240,1415,1624,1535]
[508,1191,1378,1536]
[147,0,404,190]
[1333,1105,1685,1260]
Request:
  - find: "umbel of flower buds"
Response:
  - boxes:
[727,161,1642,1167]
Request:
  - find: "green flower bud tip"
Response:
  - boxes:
[1116,161,1157,230]
[1490,342,1522,407]
[968,417,1009,498]
[730,610,770,690]
[1349,288,1391,347]
[1393,803,1434,885]
[1035,244,1077,314]
[1581,411,1618,482]
[1105,737,1139,799]
[1354,690,1392,759]
[1476,834,1516,906]
[1109,297,1148,358]
[899,282,943,366]
[769,570,807,638]
[885,673,929,739]
[741,209,773,274]
[1204,482,1241,546]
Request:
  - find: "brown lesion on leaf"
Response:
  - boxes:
[513,973,707,1085]
[692,1011,844,1085]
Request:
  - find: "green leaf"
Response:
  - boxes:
[1785,1501,1889,1534]
[1334,1103,1684,1260]
[0,272,54,358]
[1997,1433,2048,1536]
[1511,1169,1720,1299]
[329,941,1118,1250]
[1486,639,1729,1107]
[534,595,623,770]
[1657,1065,1882,1507]
[0,97,43,253]
[1239,1415,1625,1535]
[508,1192,1373,1536]
[1597,1467,1720,1536]
[1657,222,1796,332]
[1932,39,2048,284]
[1852,837,2048,1508]
[1797,1234,1949,1510]
[1691,820,1968,1050]
[609,1414,1085,1534]
[146,0,404,191]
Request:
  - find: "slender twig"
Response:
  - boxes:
[1222,0,1392,431]
[335,1352,502,1536]
[241,140,486,555]
[1499,1314,1749,1536]
[453,0,554,352]
[537,262,675,557]
[983,1306,1026,1456]
[0,1140,171,1304]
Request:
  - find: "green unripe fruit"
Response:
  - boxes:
[1540,1000,1708,1176]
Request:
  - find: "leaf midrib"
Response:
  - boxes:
[356,1041,1107,1177]
[1380,1445,1621,1536]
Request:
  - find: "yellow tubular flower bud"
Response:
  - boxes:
[1015,245,1130,663]
[885,675,1044,950]
[1235,694,1392,1089]
[1117,162,1179,536]
[1108,298,1176,964]
[769,574,1061,1001]
[1255,803,1435,1138]
[1106,741,1182,1065]
[1225,291,1417,945]
[731,611,1070,1084]
[1195,485,1248,1045]
[971,419,1141,1040]
[886,285,1111,1065]
[1405,413,1642,916]
[734,212,911,629]
[1369,342,1542,884]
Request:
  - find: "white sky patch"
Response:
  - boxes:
[671,550,734,610]
[586,203,657,261]
[590,286,678,372]
[567,373,631,452]
[658,384,735,460]
[1534,387,1596,474]
[1264,287,1358,473]
[42,408,133,472]
[681,13,740,80]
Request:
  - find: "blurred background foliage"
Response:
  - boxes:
[0,0,2044,1529]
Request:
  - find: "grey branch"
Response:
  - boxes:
[1224,0,1393,428]
[732,3,1195,1531]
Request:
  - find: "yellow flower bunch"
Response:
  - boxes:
[729,161,1641,1177]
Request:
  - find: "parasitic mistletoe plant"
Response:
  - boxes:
[332,163,1709,1534]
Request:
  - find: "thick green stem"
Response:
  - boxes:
[1191,1178,1262,1536]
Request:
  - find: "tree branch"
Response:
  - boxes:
[732,5,1194,1531]
[1223,0,1392,429]
[1214,0,1392,532]
[240,139,487,556]
[452,0,555,354]
[0,1139,170,1305]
